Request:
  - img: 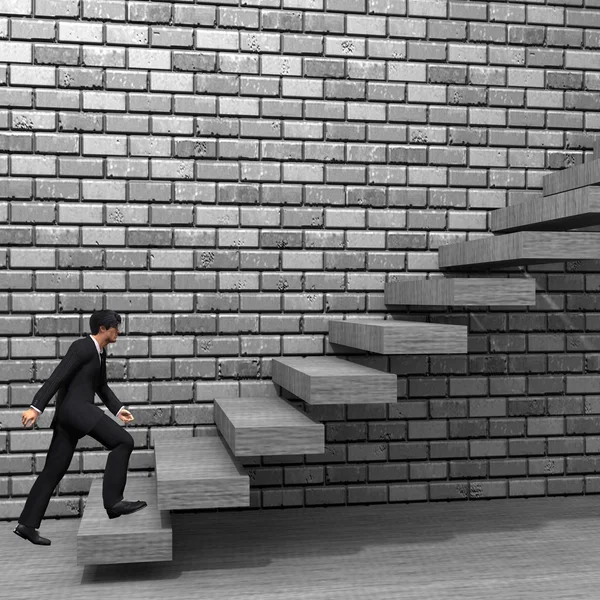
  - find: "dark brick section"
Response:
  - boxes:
[0,0,599,521]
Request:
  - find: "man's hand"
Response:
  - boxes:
[22,408,39,428]
[118,408,134,424]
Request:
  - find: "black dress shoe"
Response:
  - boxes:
[106,499,147,519]
[13,523,51,546]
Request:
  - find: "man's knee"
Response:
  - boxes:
[122,432,134,451]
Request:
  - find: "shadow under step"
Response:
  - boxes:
[272,355,397,404]
[384,277,535,306]
[543,158,600,197]
[77,475,172,566]
[214,396,324,456]
[328,318,467,354]
[154,435,249,510]
[438,231,600,270]
[491,186,600,233]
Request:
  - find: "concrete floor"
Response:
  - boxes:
[3,495,600,599]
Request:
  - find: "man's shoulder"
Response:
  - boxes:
[68,336,93,354]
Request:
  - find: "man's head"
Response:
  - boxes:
[89,309,122,345]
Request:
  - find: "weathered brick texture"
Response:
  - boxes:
[0,0,599,521]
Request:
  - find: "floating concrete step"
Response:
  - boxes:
[154,435,249,510]
[77,475,172,565]
[214,396,324,456]
[491,186,600,233]
[328,318,467,354]
[543,158,600,197]
[384,277,535,306]
[438,231,600,270]
[272,355,397,404]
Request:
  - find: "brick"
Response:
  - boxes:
[283,33,324,54]
[0,0,31,16]
[409,0,447,18]
[508,25,545,46]
[408,41,447,62]
[282,77,323,99]
[469,66,505,86]
[326,36,366,58]
[264,122,303,142]
[389,17,426,38]
[368,0,406,15]
[11,65,54,87]
[368,39,406,60]
[347,59,385,80]
[174,97,215,116]
[36,133,79,154]
[490,47,525,66]
[327,0,365,12]
[430,19,467,40]
[173,5,216,27]
[469,23,505,43]
[304,58,345,79]
[58,67,103,89]
[305,13,344,34]
[106,70,147,91]
[528,6,564,26]
[347,15,386,36]
[262,10,303,31]
[39,90,80,109]
[566,51,600,71]
[285,0,324,9]
[547,27,582,48]
[429,65,467,85]
[196,29,239,51]
[11,155,55,176]
[0,41,31,63]
[448,43,487,64]
[35,0,79,18]
[262,55,302,77]
[129,48,171,70]
[0,133,32,152]
[59,22,103,44]
[58,112,102,131]
[241,32,281,53]
[567,8,600,28]
[83,91,126,112]
[151,26,193,48]
[150,72,193,93]
[219,7,259,29]
[83,0,126,21]
[33,44,79,65]
[489,4,525,23]
[529,49,563,68]
[219,53,259,75]
[11,19,54,40]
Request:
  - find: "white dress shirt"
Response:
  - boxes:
[29,336,126,418]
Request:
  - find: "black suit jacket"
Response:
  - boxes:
[30,335,125,437]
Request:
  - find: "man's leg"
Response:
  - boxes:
[18,423,78,529]
[87,414,134,509]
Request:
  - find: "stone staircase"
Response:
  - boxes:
[77,157,594,564]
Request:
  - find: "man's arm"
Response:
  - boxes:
[30,340,88,414]
[97,353,126,417]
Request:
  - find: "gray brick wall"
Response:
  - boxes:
[0,0,599,521]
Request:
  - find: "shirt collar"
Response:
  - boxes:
[90,334,102,356]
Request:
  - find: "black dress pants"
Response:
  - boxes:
[18,413,134,529]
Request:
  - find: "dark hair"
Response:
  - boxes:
[89,309,122,335]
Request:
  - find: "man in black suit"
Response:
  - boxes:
[14,309,147,546]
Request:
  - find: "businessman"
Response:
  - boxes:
[14,309,147,546]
